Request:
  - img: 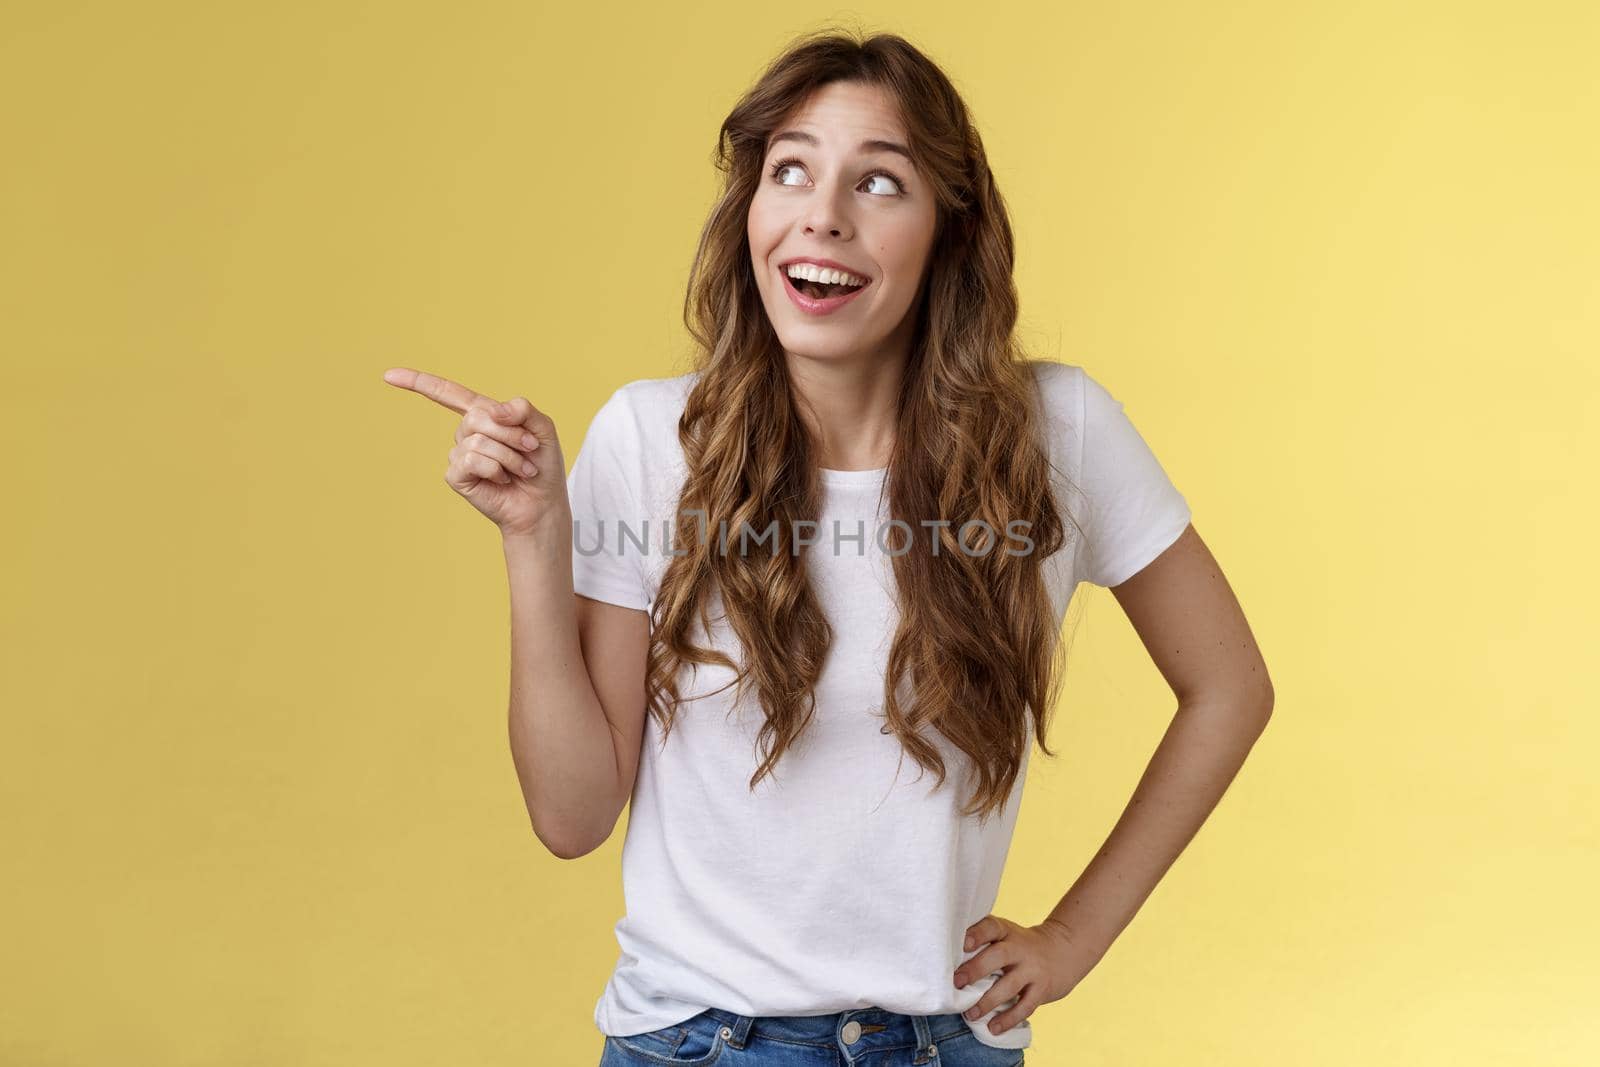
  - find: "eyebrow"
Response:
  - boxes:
[767,129,914,164]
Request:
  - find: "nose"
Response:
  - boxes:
[801,180,854,241]
[803,213,850,239]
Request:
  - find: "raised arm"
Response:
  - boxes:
[383,367,648,859]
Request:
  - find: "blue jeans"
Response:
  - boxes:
[599,1006,1026,1066]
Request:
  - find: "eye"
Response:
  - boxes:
[767,156,907,198]
[769,157,807,187]
[861,171,905,196]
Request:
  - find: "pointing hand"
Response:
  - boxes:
[382,367,568,537]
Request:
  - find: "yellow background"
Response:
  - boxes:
[3,1,1594,1063]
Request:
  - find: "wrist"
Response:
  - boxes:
[1040,905,1117,958]
[501,509,571,554]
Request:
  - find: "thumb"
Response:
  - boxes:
[490,395,542,428]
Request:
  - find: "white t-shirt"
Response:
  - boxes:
[565,359,1191,1051]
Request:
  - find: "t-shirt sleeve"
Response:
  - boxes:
[1077,367,1192,588]
[565,387,652,612]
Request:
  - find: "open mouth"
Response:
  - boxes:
[779,265,873,314]
[790,275,867,300]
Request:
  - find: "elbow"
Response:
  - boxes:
[1181,680,1273,724]
[1201,681,1273,731]
[532,809,623,860]
[1244,659,1275,724]
[531,820,601,862]
[1254,681,1275,727]
[541,836,584,862]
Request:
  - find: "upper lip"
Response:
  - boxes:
[779,256,873,282]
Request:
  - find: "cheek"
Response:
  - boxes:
[877,216,937,276]
[746,206,780,274]
[747,194,781,241]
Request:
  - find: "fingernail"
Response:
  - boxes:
[964,935,974,950]
[522,434,538,449]
[521,461,535,476]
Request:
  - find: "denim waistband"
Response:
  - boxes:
[698,1006,975,1064]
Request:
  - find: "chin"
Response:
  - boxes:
[773,328,877,363]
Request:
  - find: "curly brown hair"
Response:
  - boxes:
[645,27,1083,824]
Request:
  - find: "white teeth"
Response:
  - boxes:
[785,262,867,287]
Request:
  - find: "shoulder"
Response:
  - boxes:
[1027,358,1147,436]
[587,369,701,446]
[609,369,700,411]
[1025,357,1162,496]
[574,371,698,513]
[600,369,699,419]
[1024,358,1086,416]
[1023,359,1087,468]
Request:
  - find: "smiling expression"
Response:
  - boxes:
[747,80,940,364]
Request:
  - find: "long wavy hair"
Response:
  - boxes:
[645,28,1082,823]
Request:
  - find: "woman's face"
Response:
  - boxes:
[747,80,939,366]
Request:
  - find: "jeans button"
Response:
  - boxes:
[842,1020,862,1043]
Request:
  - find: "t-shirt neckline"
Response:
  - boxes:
[819,466,888,487]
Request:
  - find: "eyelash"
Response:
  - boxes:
[767,155,907,198]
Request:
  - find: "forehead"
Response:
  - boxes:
[767,81,907,149]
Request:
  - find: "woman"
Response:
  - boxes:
[384,29,1273,1067]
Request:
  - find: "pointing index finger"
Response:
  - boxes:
[381,367,493,415]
